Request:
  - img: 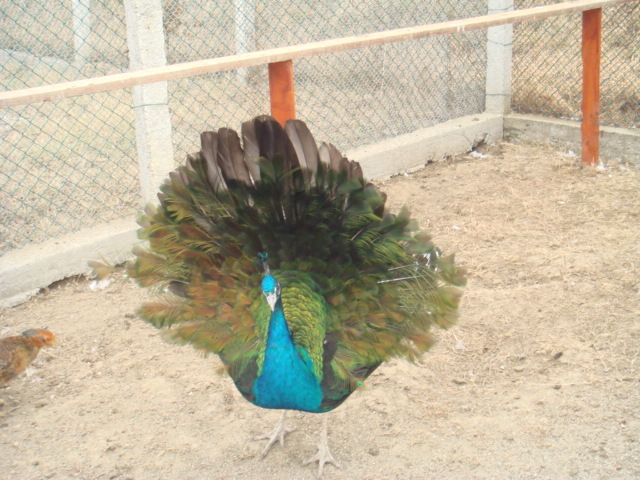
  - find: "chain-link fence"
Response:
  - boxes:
[1,0,487,257]
[1,0,637,258]
[1,0,136,256]
[164,0,487,164]
[512,0,640,127]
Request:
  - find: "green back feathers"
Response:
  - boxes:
[128,115,466,393]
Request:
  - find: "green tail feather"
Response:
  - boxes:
[128,115,466,409]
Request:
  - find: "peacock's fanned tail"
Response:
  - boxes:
[128,115,465,403]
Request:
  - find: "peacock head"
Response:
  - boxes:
[261,274,281,312]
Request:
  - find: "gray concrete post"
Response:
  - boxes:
[485,0,514,115]
[73,0,93,66]
[124,0,175,203]
[235,0,256,83]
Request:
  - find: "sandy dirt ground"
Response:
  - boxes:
[1,142,639,480]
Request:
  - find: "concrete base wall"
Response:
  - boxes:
[0,218,138,309]
[0,113,503,310]
[505,113,640,165]
[350,113,504,178]
[4,111,636,310]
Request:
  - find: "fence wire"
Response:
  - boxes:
[0,0,637,257]
[512,0,640,128]
[164,0,487,163]
[1,0,136,255]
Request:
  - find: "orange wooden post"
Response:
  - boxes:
[581,8,602,166]
[268,60,296,126]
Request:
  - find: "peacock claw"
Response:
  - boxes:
[303,414,341,478]
[303,446,342,478]
[254,411,293,458]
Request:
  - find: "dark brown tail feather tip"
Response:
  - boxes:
[190,116,366,190]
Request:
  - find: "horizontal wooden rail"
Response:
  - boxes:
[0,0,635,109]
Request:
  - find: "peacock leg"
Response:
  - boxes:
[302,413,342,478]
[253,410,294,458]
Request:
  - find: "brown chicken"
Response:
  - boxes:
[0,329,57,386]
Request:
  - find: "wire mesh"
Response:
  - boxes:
[512,0,640,128]
[0,94,138,254]
[163,0,487,161]
[1,0,138,256]
[1,0,638,258]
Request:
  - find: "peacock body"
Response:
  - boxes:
[128,115,465,473]
[252,272,323,412]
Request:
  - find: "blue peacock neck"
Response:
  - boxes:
[252,298,323,412]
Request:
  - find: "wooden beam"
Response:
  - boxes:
[581,8,602,166]
[0,0,635,109]
[268,61,296,125]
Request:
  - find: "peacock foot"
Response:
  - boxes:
[302,414,341,478]
[253,411,294,458]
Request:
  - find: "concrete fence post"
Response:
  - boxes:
[485,0,514,115]
[124,0,175,203]
[73,0,93,66]
[235,0,256,83]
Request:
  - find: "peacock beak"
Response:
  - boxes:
[264,291,278,311]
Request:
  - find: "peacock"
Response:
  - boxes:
[127,115,465,476]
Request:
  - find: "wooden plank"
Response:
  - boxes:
[268,61,296,125]
[0,0,636,109]
[581,8,602,166]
